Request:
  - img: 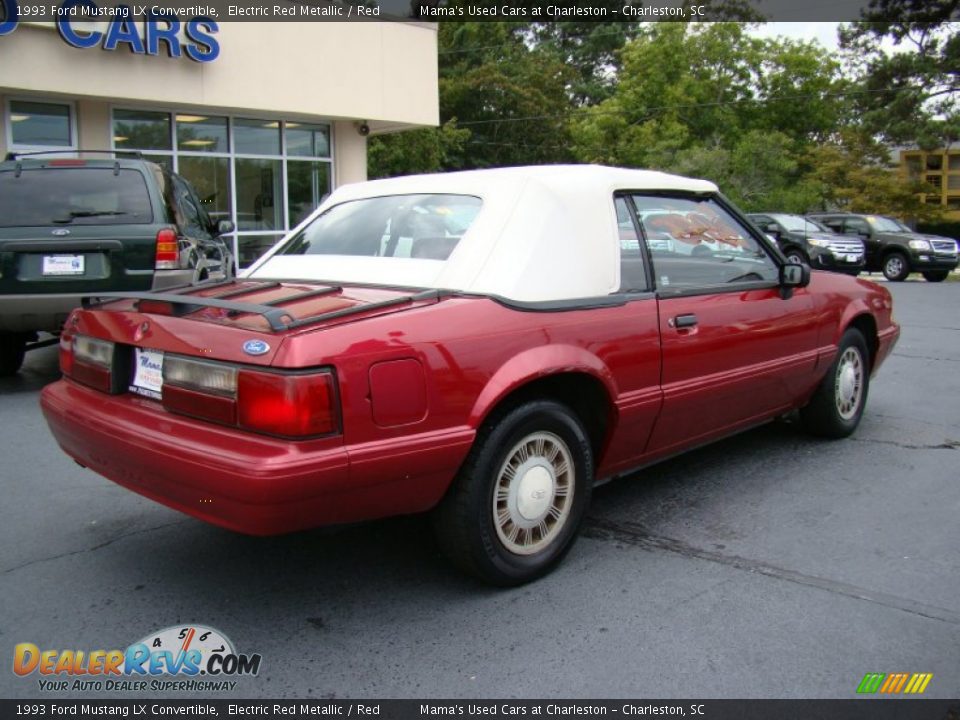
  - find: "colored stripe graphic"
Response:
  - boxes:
[880,673,908,693]
[856,672,933,694]
[904,673,933,694]
[857,673,885,693]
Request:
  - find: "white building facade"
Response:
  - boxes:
[0,18,439,267]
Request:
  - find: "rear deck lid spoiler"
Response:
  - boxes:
[81,282,443,332]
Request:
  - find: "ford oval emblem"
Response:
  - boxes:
[243,339,270,356]
[51,229,71,236]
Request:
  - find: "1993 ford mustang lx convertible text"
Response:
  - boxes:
[41,166,900,585]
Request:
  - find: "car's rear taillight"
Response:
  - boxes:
[155,228,179,269]
[160,355,339,438]
[69,335,116,393]
[161,356,238,424]
[59,334,74,377]
[238,371,338,437]
[164,356,238,395]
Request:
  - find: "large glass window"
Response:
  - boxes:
[177,114,228,153]
[9,101,73,148]
[629,195,778,289]
[235,158,283,232]
[288,161,331,227]
[234,118,281,156]
[178,156,230,223]
[238,234,284,269]
[113,109,171,151]
[286,123,330,158]
[112,110,333,269]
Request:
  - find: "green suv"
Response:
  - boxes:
[808,212,958,282]
[0,152,235,375]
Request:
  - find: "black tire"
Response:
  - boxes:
[882,252,910,281]
[922,270,949,283]
[0,332,27,377]
[799,328,870,439]
[433,400,593,586]
[785,249,807,265]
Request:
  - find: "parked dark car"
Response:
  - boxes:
[881,217,959,282]
[0,152,235,375]
[808,212,958,282]
[747,213,865,275]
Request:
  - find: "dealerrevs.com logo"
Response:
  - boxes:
[13,625,261,693]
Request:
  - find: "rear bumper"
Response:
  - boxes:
[0,294,80,332]
[0,271,208,333]
[41,380,474,535]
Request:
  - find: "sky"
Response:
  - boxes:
[751,22,843,51]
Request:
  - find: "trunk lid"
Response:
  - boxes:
[73,280,442,365]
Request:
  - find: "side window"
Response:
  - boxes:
[614,196,649,293]
[819,218,844,233]
[172,175,207,237]
[629,195,779,290]
[844,218,870,236]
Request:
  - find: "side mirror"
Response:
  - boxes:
[764,223,780,236]
[780,262,811,288]
[215,219,235,236]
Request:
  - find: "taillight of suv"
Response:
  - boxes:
[155,228,179,269]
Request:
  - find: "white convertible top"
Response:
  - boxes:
[247,165,719,302]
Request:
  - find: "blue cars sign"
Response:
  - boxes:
[0,0,220,64]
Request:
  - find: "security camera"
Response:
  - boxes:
[357,122,370,136]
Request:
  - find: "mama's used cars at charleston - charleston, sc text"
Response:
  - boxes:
[40,165,900,585]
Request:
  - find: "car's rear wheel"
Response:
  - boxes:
[882,252,910,281]
[433,400,592,586]
[0,332,27,377]
[922,270,950,283]
[799,328,870,438]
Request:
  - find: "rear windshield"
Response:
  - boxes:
[0,167,154,227]
[278,194,482,261]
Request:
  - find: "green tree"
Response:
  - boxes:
[441,20,577,168]
[840,2,960,147]
[367,121,469,179]
[806,130,943,221]
[670,131,823,212]
[570,24,842,171]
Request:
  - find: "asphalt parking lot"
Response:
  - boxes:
[1,277,958,700]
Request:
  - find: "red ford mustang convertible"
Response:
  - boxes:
[41,166,899,585]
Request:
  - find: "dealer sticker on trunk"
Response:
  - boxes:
[130,348,164,399]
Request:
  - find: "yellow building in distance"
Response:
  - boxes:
[900,145,960,221]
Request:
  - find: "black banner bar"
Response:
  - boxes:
[0,0,912,24]
[2,700,960,720]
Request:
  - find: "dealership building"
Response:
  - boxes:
[0,18,439,267]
